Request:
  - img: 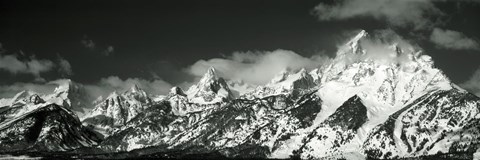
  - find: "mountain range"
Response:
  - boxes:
[1,30,479,159]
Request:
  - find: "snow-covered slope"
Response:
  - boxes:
[363,89,480,159]
[293,95,368,159]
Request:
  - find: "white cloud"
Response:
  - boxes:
[460,67,480,97]
[81,36,115,56]
[81,36,96,49]
[313,0,443,30]
[186,49,328,85]
[0,54,55,77]
[0,82,57,98]
[57,56,74,77]
[103,46,114,56]
[430,28,480,50]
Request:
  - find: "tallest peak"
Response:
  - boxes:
[130,84,141,92]
[202,66,218,80]
[348,30,368,45]
[206,66,216,76]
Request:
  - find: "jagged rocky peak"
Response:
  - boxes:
[336,29,368,57]
[270,69,290,84]
[11,90,38,103]
[335,29,421,61]
[29,94,45,105]
[317,29,453,119]
[47,79,93,118]
[268,68,316,89]
[123,84,150,102]
[169,86,186,96]
[130,84,141,93]
[106,90,120,99]
[52,79,73,93]
[186,66,233,103]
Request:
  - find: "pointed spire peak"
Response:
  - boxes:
[199,66,219,84]
[336,30,369,57]
[297,68,307,75]
[270,69,290,84]
[207,66,216,74]
[169,86,186,96]
[349,30,368,43]
[51,79,73,93]
[349,94,362,102]
[107,91,119,99]
[345,30,368,48]
[204,66,217,78]
[309,68,320,75]
[130,84,141,92]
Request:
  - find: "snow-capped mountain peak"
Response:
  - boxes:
[129,84,141,93]
[270,69,289,84]
[202,66,218,81]
[186,66,233,103]
[337,30,368,57]
[244,68,317,98]
[52,79,73,93]
[169,86,186,96]
[106,91,120,99]
[267,68,314,88]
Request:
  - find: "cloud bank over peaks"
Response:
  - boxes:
[186,49,329,85]
[0,49,75,82]
[0,53,55,81]
[0,82,58,98]
[313,0,443,30]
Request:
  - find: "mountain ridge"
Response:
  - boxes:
[0,30,479,159]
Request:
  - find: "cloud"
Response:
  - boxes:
[460,67,480,97]
[0,54,55,78]
[430,28,480,50]
[57,56,73,77]
[313,0,443,30]
[84,76,173,99]
[81,36,114,56]
[103,46,114,56]
[186,49,329,85]
[0,82,57,98]
[81,36,96,49]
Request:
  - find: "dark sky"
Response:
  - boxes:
[0,0,479,86]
